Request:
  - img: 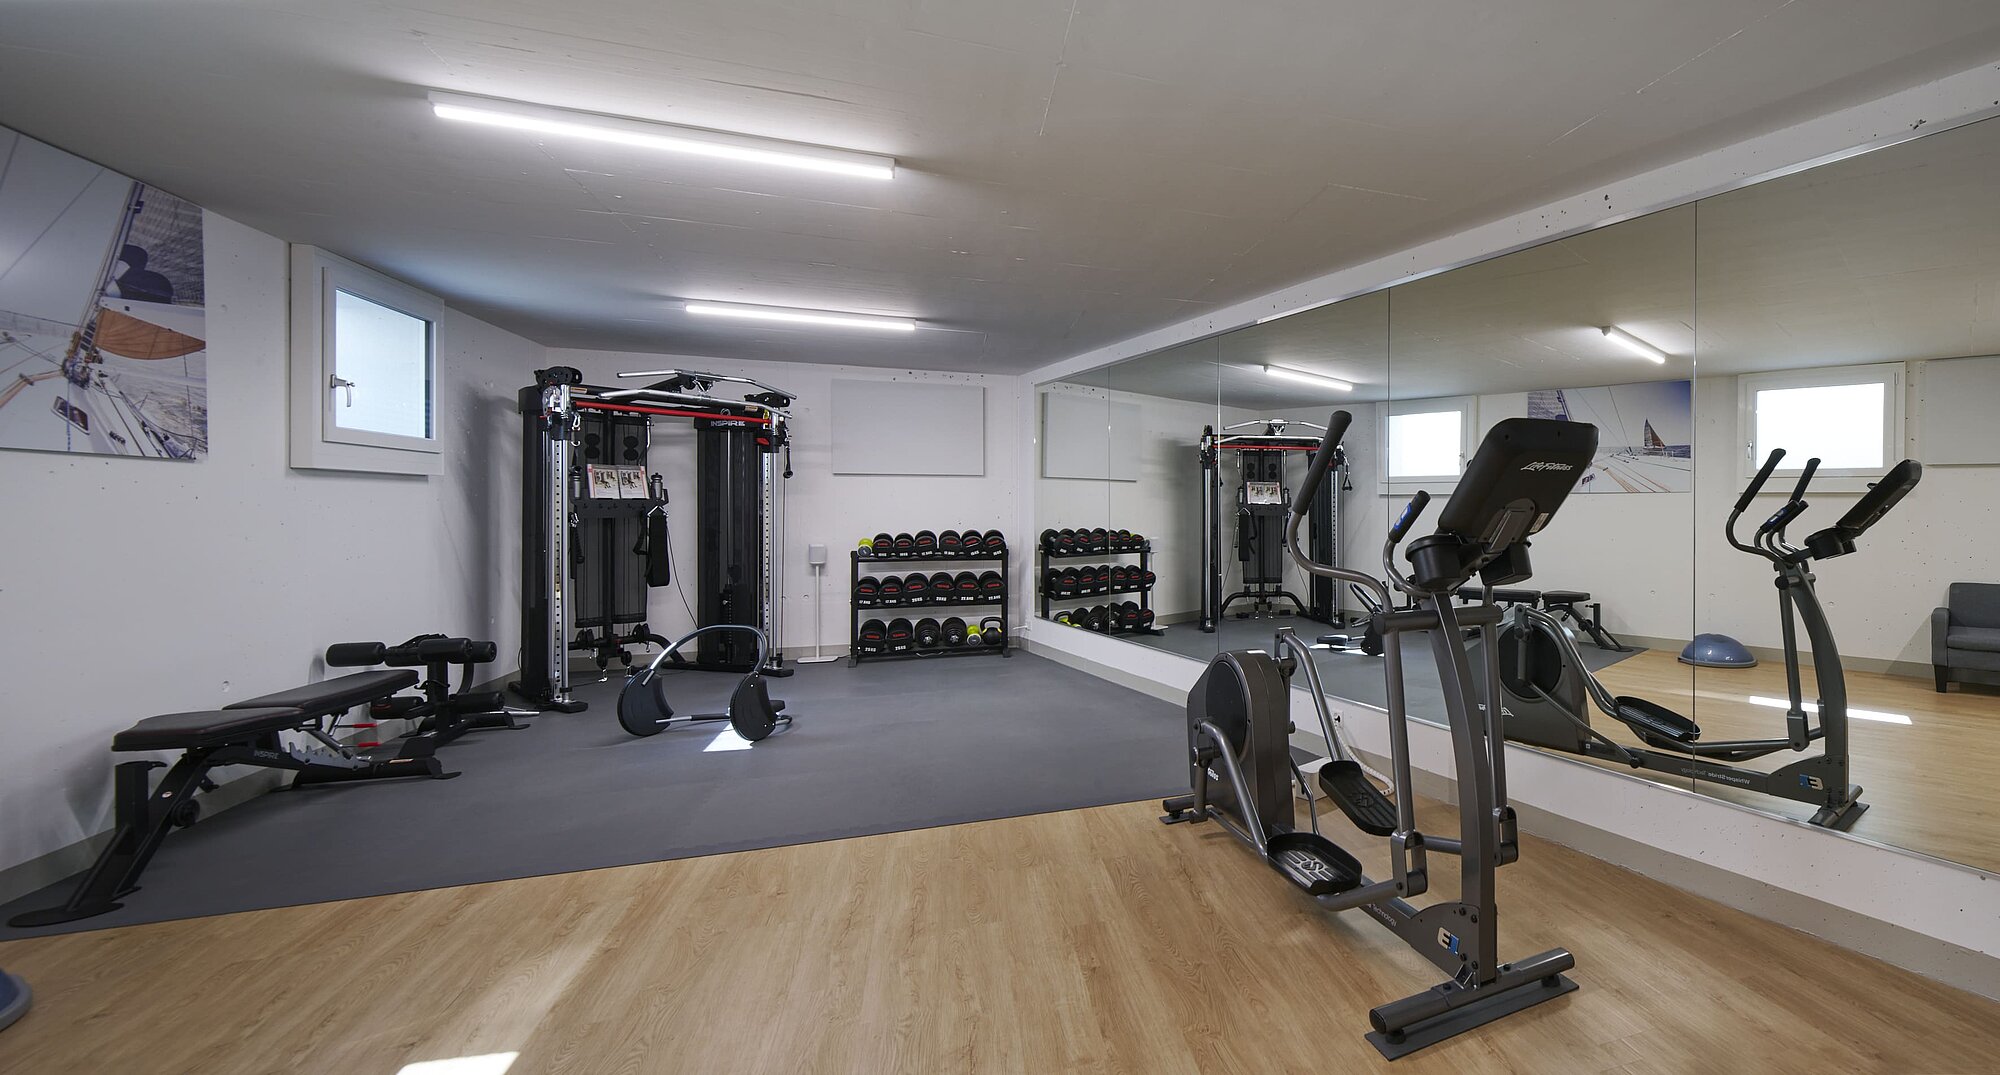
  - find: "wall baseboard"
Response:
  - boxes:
[1020,637,1186,704]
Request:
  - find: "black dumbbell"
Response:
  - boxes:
[1043,568,1064,596]
[870,532,894,558]
[1128,531,1146,549]
[1089,605,1109,631]
[892,532,916,557]
[1117,601,1141,629]
[1040,528,1060,553]
[981,530,1005,552]
[930,571,956,599]
[979,616,1004,646]
[1091,564,1112,592]
[1054,609,1076,626]
[1110,564,1131,588]
[1088,528,1109,551]
[914,529,938,555]
[939,529,962,553]
[857,576,880,607]
[1056,529,1078,554]
[1137,607,1156,629]
[1138,568,1156,586]
[886,617,915,651]
[978,570,1004,598]
[915,617,943,649]
[858,618,888,653]
[942,616,968,646]
[955,570,981,599]
[903,572,931,602]
[879,575,904,605]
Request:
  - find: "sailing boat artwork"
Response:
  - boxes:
[1526,379,1693,493]
[0,123,208,460]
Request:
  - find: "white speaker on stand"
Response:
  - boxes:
[797,543,840,664]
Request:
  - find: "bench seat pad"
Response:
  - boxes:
[114,707,308,752]
[223,670,417,715]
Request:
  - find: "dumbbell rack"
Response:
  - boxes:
[849,545,1011,665]
[1038,538,1165,635]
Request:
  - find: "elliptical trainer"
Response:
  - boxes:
[1164,410,1597,1058]
[1481,448,1921,830]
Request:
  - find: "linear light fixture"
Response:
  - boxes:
[427,91,896,180]
[1746,695,1911,726]
[685,301,917,332]
[1601,326,1668,364]
[1264,364,1354,392]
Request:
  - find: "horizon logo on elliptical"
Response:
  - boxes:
[1520,461,1575,472]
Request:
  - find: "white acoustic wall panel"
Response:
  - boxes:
[1043,391,1140,481]
[1918,356,2000,465]
[831,378,985,475]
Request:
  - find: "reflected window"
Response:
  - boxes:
[1384,397,1474,484]
[1739,363,1902,478]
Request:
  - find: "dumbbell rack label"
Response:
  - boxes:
[850,543,1011,665]
[1038,534,1166,636]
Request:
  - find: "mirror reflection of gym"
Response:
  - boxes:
[1666,112,2000,873]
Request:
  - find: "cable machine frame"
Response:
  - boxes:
[1200,419,1345,632]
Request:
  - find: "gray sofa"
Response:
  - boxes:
[1932,582,2000,691]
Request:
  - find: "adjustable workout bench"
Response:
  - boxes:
[327,634,527,749]
[8,669,448,928]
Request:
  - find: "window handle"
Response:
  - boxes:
[329,375,355,407]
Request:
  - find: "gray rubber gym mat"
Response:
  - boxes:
[1,652,1189,937]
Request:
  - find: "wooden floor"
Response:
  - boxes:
[1590,650,2000,872]
[3,797,1996,1074]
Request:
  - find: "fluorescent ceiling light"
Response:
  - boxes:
[1264,364,1354,392]
[1601,326,1668,364]
[428,91,895,180]
[685,301,916,332]
[1746,695,1911,726]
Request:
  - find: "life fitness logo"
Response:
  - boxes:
[1520,461,1575,472]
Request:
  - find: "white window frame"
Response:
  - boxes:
[1378,396,1477,494]
[1736,363,1903,494]
[289,246,444,475]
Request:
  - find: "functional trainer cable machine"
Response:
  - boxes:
[514,365,794,713]
[1199,418,1344,631]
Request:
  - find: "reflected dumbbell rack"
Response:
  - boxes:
[1038,528,1164,636]
[850,530,1011,665]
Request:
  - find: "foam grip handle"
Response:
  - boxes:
[415,637,498,664]
[1293,410,1354,517]
[325,642,387,667]
[1787,457,1819,502]
[1389,490,1431,543]
[1735,448,1785,513]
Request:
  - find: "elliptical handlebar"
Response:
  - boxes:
[1293,410,1352,519]
[1728,448,1786,557]
[1786,457,1820,503]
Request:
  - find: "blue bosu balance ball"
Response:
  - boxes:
[1680,633,1757,668]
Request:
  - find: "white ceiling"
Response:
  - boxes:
[1087,110,2000,407]
[3,1,1999,372]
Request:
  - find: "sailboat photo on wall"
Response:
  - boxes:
[0,122,208,460]
[1528,379,1693,493]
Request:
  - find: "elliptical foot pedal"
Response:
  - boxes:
[1319,760,1397,837]
[1266,831,1363,896]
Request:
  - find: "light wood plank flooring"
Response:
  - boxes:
[1587,650,2000,871]
[2,797,1995,1074]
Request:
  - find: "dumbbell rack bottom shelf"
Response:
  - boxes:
[851,546,1010,666]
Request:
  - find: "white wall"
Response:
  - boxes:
[2,212,541,874]
[546,349,1023,658]
[1693,366,2000,666]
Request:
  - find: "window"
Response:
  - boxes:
[290,247,443,474]
[1381,397,1475,487]
[1738,364,1902,485]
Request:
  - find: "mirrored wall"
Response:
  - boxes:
[1035,109,2000,878]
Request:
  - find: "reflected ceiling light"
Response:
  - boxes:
[397,1053,519,1075]
[1746,695,1911,726]
[685,300,917,332]
[1601,326,1668,364]
[428,91,896,180]
[1264,364,1354,392]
